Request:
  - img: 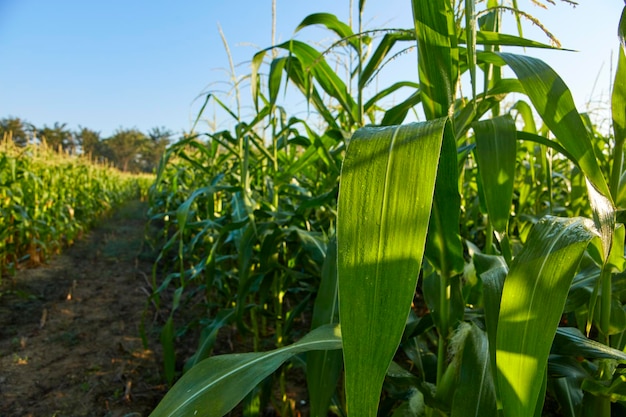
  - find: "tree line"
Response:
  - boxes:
[0,116,172,173]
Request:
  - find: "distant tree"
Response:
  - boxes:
[39,122,75,153]
[0,117,32,146]
[103,128,148,172]
[144,126,172,172]
[76,126,103,158]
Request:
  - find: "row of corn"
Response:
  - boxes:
[0,139,153,277]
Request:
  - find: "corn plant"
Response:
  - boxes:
[0,138,152,278]
[149,1,626,416]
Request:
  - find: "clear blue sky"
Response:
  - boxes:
[0,1,623,138]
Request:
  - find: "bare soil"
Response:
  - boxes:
[0,200,165,417]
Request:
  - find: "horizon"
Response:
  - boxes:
[0,1,623,138]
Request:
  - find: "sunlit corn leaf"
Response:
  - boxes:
[496,216,599,417]
[259,40,358,123]
[149,324,341,417]
[450,323,498,417]
[307,238,343,417]
[295,13,360,51]
[473,115,517,235]
[359,31,414,90]
[459,31,564,50]
[497,52,608,195]
[412,0,458,120]
[497,52,615,259]
[337,119,447,416]
[581,367,626,403]
[268,57,287,109]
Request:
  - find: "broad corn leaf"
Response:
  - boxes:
[496,216,598,417]
[150,325,341,417]
[474,253,507,389]
[473,115,517,234]
[497,52,615,258]
[425,123,464,278]
[412,0,458,120]
[451,323,498,417]
[337,119,447,416]
[307,238,343,417]
[497,52,610,197]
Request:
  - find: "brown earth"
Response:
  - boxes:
[0,200,166,417]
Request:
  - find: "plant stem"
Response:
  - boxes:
[437,269,450,385]
[600,264,612,343]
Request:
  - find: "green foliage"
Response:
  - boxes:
[0,139,152,277]
[148,1,626,417]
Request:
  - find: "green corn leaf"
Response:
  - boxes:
[611,25,626,201]
[473,115,517,234]
[381,90,422,126]
[175,186,215,231]
[280,40,357,122]
[161,315,176,386]
[464,0,477,101]
[496,216,599,417]
[364,81,419,114]
[550,377,583,417]
[516,131,576,163]
[412,0,458,120]
[451,323,498,417]
[295,13,359,51]
[498,52,615,259]
[474,252,507,388]
[338,119,447,416]
[359,31,414,90]
[460,31,565,50]
[268,57,287,108]
[184,309,235,372]
[497,52,610,198]
[581,369,626,403]
[150,324,342,417]
[553,327,626,361]
[425,123,464,277]
[307,238,343,417]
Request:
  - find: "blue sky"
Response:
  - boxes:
[0,1,623,138]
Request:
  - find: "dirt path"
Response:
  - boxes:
[0,200,165,417]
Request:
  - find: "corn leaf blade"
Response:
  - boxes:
[473,115,517,234]
[451,323,498,417]
[149,325,342,417]
[497,52,609,197]
[338,119,447,416]
[307,238,343,417]
[496,216,598,417]
[412,0,458,120]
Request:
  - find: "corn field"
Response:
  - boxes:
[0,138,152,277]
[147,1,626,416]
